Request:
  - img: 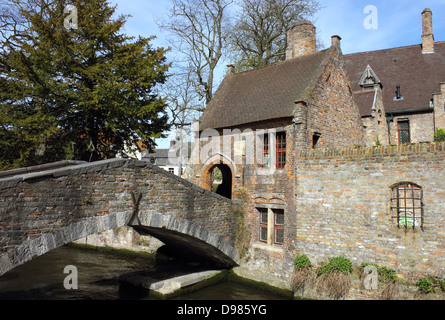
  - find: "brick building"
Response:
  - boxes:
[345,8,445,146]
[190,19,365,271]
[187,9,445,292]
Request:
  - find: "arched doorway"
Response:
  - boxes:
[208,164,232,199]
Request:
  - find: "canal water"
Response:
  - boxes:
[0,245,290,300]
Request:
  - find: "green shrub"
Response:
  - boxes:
[330,256,353,275]
[417,277,435,294]
[416,276,445,294]
[360,262,378,270]
[291,254,314,292]
[360,262,398,282]
[440,279,445,292]
[378,266,398,282]
[435,128,445,142]
[318,256,353,276]
[294,254,312,271]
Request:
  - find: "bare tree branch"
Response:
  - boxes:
[229,0,321,71]
[164,63,205,129]
[157,0,233,104]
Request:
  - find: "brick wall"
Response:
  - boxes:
[422,9,434,54]
[434,83,445,131]
[285,21,316,60]
[389,112,435,144]
[296,45,366,149]
[362,87,389,146]
[294,142,445,280]
[191,43,367,285]
[0,159,238,275]
[237,142,445,299]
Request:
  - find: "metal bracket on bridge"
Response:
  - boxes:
[127,192,142,226]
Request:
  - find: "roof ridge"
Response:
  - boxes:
[199,46,339,131]
[345,43,423,56]
[344,40,445,56]
[231,48,331,76]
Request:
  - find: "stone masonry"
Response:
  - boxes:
[433,82,445,131]
[285,21,316,60]
[233,142,445,298]
[294,142,445,280]
[0,159,240,276]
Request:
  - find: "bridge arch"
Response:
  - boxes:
[0,210,239,276]
[0,159,241,276]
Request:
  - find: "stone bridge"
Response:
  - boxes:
[0,159,242,277]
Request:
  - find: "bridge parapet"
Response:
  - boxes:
[0,159,240,276]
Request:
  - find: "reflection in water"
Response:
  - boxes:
[0,245,156,300]
[173,281,287,301]
[0,246,290,300]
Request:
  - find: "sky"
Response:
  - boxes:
[108,0,445,148]
[110,0,445,54]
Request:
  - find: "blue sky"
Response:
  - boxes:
[110,0,445,54]
[315,0,445,53]
[108,0,445,147]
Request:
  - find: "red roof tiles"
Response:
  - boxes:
[199,49,331,131]
[345,41,445,116]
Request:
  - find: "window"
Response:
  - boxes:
[359,65,381,89]
[262,134,270,168]
[261,132,286,169]
[276,132,286,169]
[390,182,424,230]
[312,132,321,149]
[273,209,284,245]
[168,168,175,174]
[398,120,411,144]
[259,208,268,243]
[257,207,284,246]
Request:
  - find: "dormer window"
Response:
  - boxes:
[359,65,381,89]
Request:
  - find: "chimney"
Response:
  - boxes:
[422,8,434,54]
[226,64,235,75]
[286,20,316,60]
[331,35,341,48]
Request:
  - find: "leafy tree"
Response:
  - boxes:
[0,0,170,169]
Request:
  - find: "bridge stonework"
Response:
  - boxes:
[0,159,241,276]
